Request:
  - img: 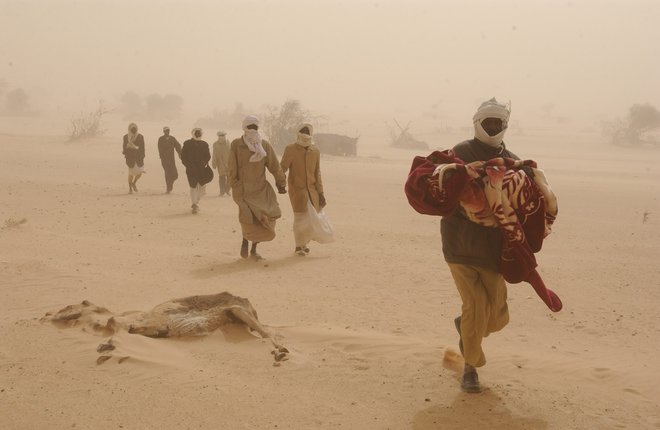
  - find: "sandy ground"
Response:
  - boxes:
[1,117,660,429]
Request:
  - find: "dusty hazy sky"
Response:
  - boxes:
[1,0,659,126]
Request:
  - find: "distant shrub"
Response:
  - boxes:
[605,103,660,147]
[118,91,183,120]
[68,104,109,141]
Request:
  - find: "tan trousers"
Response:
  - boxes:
[448,263,509,367]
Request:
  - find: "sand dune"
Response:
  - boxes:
[1,117,660,429]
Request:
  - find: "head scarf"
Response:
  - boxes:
[296,123,314,148]
[242,115,267,162]
[163,126,170,132]
[191,127,203,141]
[216,130,227,145]
[126,123,139,149]
[473,98,511,147]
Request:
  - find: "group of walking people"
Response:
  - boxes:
[123,99,559,395]
[121,115,328,258]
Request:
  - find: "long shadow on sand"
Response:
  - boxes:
[190,254,329,279]
[157,212,197,219]
[101,192,177,198]
[413,389,547,430]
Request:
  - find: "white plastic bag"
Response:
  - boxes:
[308,200,334,243]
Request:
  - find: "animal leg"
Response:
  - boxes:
[228,306,270,339]
[228,306,287,350]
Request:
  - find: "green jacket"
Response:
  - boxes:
[440,139,524,272]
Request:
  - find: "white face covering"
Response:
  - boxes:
[242,115,267,162]
[472,98,511,147]
[296,123,314,147]
[297,133,312,146]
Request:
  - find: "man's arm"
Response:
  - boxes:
[227,141,240,188]
[173,138,182,157]
[264,141,286,191]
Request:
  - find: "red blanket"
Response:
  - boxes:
[405,150,562,312]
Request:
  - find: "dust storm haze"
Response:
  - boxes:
[1,0,659,130]
[4,1,660,429]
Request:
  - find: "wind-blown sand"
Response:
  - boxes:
[1,118,659,429]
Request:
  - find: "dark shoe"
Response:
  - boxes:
[454,316,464,356]
[295,247,306,256]
[303,245,310,254]
[461,364,482,393]
[240,240,249,259]
[191,204,199,214]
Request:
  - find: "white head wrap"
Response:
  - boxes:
[191,127,203,140]
[126,123,139,149]
[296,123,314,148]
[242,115,267,162]
[473,98,511,147]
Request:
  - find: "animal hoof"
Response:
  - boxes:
[96,342,115,353]
[96,355,112,365]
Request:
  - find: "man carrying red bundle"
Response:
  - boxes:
[416,98,560,393]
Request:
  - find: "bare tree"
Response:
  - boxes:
[262,99,311,152]
[68,102,110,141]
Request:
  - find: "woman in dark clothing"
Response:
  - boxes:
[181,128,212,214]
[122,122,145,194]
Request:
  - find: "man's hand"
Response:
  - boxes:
[466,160,485,170]
[277,185,287,194]
[466,161,485,178]
[319,193,327,208]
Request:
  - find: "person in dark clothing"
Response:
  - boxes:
[180,128,212,214]
[157,126,182,194]
[122,122,145,194]
[441,98,528,394]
